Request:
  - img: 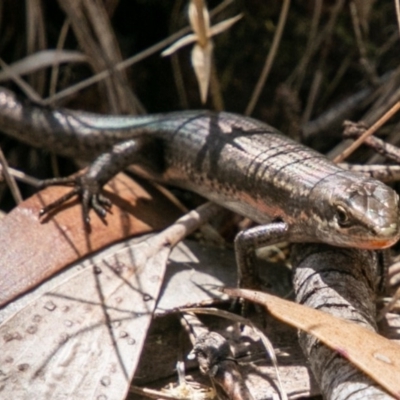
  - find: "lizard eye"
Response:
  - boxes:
[335,205,351,227]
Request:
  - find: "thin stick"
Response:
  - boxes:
[286,0,322,89]
[49,19,71,97]
[0,148,23,204]
[245,0,291,116]
[0,58,42,103]
[42,0,234,105]
[301,69,322,125]
[193,0,207,47]
[0,164,41,186]
[333,101,400,163]
[395,0,400,37]
[350,1,377,84]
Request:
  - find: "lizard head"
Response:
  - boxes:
[309,175,400,249]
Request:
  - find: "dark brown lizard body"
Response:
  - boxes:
[0,87,399,287]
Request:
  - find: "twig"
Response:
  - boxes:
[333,101,400,163]
[49,19,71,97]
[342,120,400,164]
[0,147,23,204]
[25,0,47,94]
[245,0,291,116]
[300,69,322,126]
[302,85,374,140]
[0,164,41,187]
[339,163,400,183]
[362,69,400,125]
[193,0,207,47]
[286,0,345,91]
[377,287,400,321]
[395,0,400,37]
[286,0,322,90]
[42,0,235,105]
[319,54,352,106]
[168,0,189,109]
[349,1,377,84]
[210,62,224,111]
[0,58,42,103]
[56,0,136,113]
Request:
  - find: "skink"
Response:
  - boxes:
[0,87,399,288]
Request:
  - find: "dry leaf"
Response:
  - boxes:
[0,173,182,307]
[161,0,242,103]
[191,42,213,103]
[0,236,163,399]
[0,50,88,82]
[0,198,219,398]
[223,288,400,400]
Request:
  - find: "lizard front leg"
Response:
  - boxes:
[234,222,289,290]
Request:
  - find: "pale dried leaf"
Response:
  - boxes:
[0,50,88,82]
[161,2,241,104]
[0,235,166,399]
[0,204,220,399]
[156,242,233,313]
[224,288,400,400]
[189,1,210,39]
[161,33,197,57]
[0,174,181,308]
[191,42,213,103]
[209,14,243,37]
[162,13,241,58]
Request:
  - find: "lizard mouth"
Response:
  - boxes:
[356,237,399,250]
[355,220,400,249]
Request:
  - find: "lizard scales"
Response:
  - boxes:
[0,87,399,250]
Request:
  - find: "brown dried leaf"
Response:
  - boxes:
[0,173,181,307]
[0,196,219,399]
[223,288,400,400]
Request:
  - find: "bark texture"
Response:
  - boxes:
[292,244,394,400]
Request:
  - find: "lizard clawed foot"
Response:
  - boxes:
[38,174,111,225]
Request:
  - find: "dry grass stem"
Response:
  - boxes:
[245,0,291,116]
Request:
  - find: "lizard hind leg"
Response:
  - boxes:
[38,173,111,225]
[37,137,156,225]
